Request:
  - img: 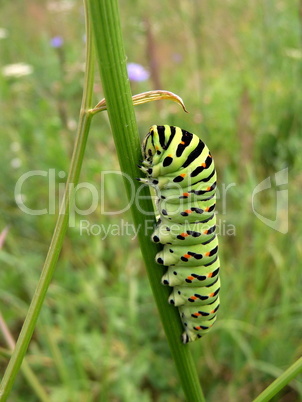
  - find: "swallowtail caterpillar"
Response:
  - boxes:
[139,125,220,343]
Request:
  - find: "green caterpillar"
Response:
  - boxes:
[139,125,220,343]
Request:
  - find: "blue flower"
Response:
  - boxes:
[127,63,149,82]
[50,36,64,48]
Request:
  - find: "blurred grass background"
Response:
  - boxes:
[0,0,302,401]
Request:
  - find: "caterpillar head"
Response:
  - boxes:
[142,125,158,162]
[142,125,174,163]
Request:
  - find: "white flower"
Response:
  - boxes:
[285,48,302,60]
[0,28,8,39]
[67,119,77,130]
[11,158,22,169]
[10,142,21,152]
[2,63,33,78]
[47,0,74,12]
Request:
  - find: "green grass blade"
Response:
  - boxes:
[254,357,302,402]
[87,0,205,401]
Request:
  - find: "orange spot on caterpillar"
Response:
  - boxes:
[184,254,191,259]
[201,163,206,167]
[204,207,210,212]
[203,230,208,234]
[207,272,213,277]
[209,292,215,297]
[205,252,210,256]
[195,326,202,330]
[180,141,185,145]
[206,186,211,191]
[193,312,201,317]
[180,232,189,237]
[187,276,195,281]
[180,173,186,177]
[184,209,192,214]
[183,192,189,197]
[190,296,198,300]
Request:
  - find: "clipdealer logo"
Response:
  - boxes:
[252,168,288,234]
[13,168,288,235]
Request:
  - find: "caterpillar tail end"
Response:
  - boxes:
[182,332,190,344]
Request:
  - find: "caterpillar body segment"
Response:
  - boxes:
[156,181,217,205]
[155,235,218,267]
[157,196,216,224]
[140,125,220,343]
[161,257,220,287]
[168,277,220,307]
[178,297,220,321]
[152,215,216,246]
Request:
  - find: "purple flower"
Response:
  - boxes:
[50,36,64,48]
[127,63,149,82]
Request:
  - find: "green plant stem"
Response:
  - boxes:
[87,0,205,401]
[0,312,50,402]
[0,354,51,402]
[254,357,302,402]
[0,8,95,401]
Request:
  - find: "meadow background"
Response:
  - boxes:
[1,0,302,401]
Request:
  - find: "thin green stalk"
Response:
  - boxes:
[0,354,50,402]
[0,8,95,401]
[0,312,50,402]
[87,1,205,401]
[253,357,302,402]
